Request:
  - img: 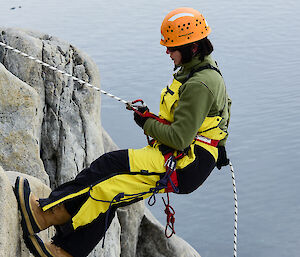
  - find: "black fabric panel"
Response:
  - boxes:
[177,145,216,194]
[53,206,117,257]
[53,198,142,257]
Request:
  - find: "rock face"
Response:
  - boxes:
[117,201,145,257]
[137,208,201,257]
[0,167,53,257]
[0,62,48,184]
[0,28,201,257]
[0,166,22,257]
[0,28,104,188]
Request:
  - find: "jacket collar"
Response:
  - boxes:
[174,55,216,83]
[180,55,215,73]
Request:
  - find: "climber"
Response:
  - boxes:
[14,7,231,257]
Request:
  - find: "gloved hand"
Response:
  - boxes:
[216,146,230,170]
[134,106,149,128]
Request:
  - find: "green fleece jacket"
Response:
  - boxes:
[144,55,231,150]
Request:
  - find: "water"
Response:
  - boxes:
[1,0,300,256]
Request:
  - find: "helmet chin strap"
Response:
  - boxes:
[173,64,181,71]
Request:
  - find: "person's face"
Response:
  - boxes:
[166,47,182,66]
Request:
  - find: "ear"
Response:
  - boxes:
[192,43,198,54]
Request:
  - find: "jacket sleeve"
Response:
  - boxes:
[143,81,214,150]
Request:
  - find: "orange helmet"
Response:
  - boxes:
[160,7,211,47]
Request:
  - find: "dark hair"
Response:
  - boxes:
[177,37,214,63]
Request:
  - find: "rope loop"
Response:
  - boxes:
[148,187,160,206]
[162,193,176,238]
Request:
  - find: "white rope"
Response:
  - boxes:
[0,41,129,105]
[229,161,238,257]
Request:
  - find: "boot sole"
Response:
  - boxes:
[24,234,54,257]
[14,176,41,236]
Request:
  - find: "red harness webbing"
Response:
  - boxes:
[163,152,179,193]
[162,152,178,238]
[195,135,220,147]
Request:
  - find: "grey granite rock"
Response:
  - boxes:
[117,201,145,257]
[0,28,104,188]
[0,62,49,184]
[136,208,201,257]
[0,168,53,257]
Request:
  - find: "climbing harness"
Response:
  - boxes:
[0,41,238,256]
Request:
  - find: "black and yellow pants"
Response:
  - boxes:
[39,144,215,257]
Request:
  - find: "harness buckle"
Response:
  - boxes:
[164,155,177,171]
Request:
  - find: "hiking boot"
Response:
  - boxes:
[25,234,72,257]
[14,176,71,236]
[45,242,73,257]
